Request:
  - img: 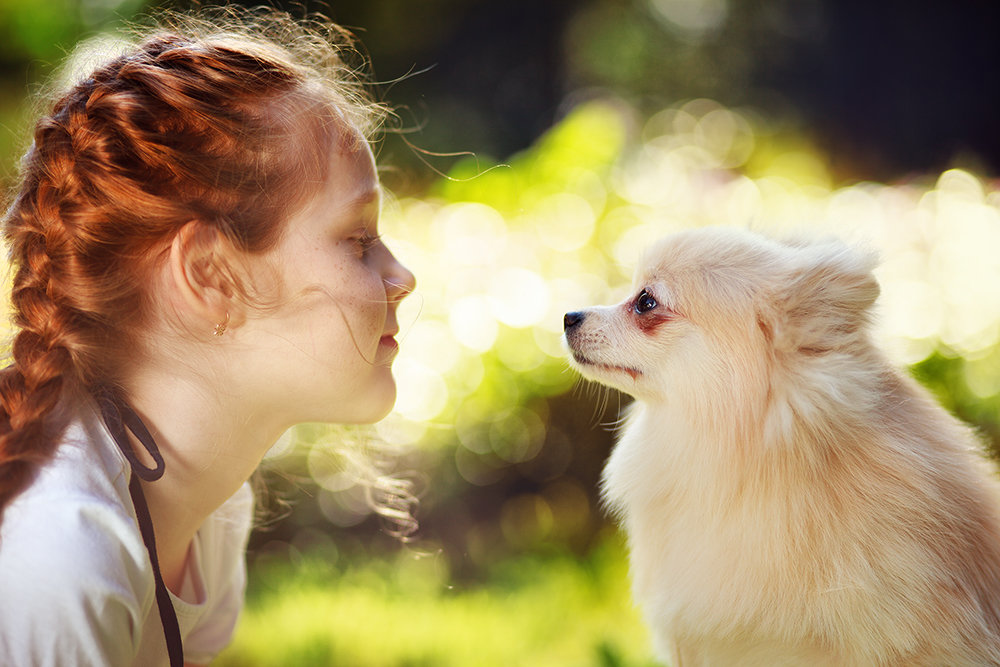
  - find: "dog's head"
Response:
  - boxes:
[563,227,880,405]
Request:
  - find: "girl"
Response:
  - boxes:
[0,9,415,666]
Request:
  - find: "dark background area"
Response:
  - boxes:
[3,0,997,185]
[312,0,1000,183]
[1,0,998,583]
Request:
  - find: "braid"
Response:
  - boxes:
[0,93,101,521]
[0,8,383,526]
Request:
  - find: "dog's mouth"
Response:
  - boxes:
[570,350,642,381]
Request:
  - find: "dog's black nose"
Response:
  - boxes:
[564,311,585,330]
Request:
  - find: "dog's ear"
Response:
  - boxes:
[761,240,879,355]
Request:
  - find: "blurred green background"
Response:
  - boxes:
[2,1,999,665]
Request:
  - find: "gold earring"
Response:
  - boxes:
[213,312,230,337]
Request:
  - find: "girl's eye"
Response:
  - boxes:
[634,289,657,314]
[351,233,380,257]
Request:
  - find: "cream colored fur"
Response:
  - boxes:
[564,227,1000,666]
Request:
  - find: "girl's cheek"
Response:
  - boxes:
[341,277,385,317]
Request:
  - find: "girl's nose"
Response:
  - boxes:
[384,252,416,303]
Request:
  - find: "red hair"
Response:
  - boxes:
[0,9,382,525]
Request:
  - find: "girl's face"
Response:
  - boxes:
[242,133,415,428]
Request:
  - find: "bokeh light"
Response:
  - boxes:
[371,98,1000,504]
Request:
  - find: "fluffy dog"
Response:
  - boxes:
[564,227,1000,666]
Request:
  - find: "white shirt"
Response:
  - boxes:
[0,408,254,666]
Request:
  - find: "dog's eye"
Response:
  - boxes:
[635,289,658,314]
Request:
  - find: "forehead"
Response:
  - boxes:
[307,132,379,212]
[333,131,378,193]
[272,137,378,249]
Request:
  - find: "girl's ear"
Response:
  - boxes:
[168,221,244,331]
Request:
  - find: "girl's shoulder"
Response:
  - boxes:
[0,415,150,663]
[0,410,150,567]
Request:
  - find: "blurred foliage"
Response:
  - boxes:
[911,351,1000,461]
[1,2,999,665]
[0,0,148,73]
[259,94,1000,568]
[0,0,137,64]
[217,535,658,666]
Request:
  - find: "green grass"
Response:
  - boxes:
[216,538,658,666]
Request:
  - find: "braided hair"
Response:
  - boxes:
[0,9,382,526]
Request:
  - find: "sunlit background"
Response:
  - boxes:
[2,1,999,665]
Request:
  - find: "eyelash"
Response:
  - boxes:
[352,233,380,256]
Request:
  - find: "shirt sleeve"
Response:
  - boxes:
[0,494,152,667]
[178,483,254,664]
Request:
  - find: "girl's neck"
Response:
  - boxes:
[121,366,284,594]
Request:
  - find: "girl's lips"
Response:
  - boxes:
[379,335,398,351]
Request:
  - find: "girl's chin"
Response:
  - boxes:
[336,382,397,425]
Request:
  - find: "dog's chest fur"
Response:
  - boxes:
[602,407,801,628]
[599,401,1000,665]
